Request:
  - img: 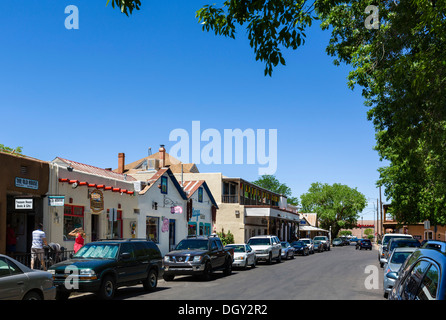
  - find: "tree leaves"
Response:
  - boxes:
[300,182,367,238]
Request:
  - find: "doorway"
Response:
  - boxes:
[91,214,99,242]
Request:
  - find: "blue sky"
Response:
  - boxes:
[0,1,385,219]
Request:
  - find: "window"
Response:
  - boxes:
[188,222,197,236]
[401,260,430,300]
[417,264,439,300]
[146,217,159,243]
[119,243,135,258]
[198,187,203,202]
[0,258,11,277]
[160,176,168,194]
[64,205,84,240]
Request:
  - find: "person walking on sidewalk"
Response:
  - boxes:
[31,223,47,270]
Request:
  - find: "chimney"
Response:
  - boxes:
[159,145,166,168]
[118,153,125,174]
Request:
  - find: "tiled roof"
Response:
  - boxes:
[182,180,205,198]
[56,157,136,182]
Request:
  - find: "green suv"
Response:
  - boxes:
[49,239,163,300]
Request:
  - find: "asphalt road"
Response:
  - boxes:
[71,243,384,301]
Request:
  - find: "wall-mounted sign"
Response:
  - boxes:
[48,196,65,207]
[171,206,183,214]
[15,199,33,210]
[90,189,104,213]
[15,177,38,190]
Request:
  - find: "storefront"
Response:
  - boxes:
[182,180,218,237]
[47,158,138,251]
[0,152,49,255]
[137,168,188,255]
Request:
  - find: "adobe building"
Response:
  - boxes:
[0,151,49,255]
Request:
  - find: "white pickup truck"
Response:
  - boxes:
[247,235,282,264]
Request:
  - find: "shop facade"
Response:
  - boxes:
[46,158,138,251]
[137,168,188,256]
[182,180,218,237]
[0,152,49,255]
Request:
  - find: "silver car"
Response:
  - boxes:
[300,238,315,254]
[225,244,257,269]
[0,254,56,300]
[383,247,417,299]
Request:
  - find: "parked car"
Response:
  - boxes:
[421,240,446,253]
[280,242,296,260]
[247,235,282,264]
[225,244,256,269]
[382,238,421,266]
[379,233,413,267]
[383,247,418,298]
[300,238,314,254]
[389,248,446,300]
[313,240,324,253]
[49,239,163,300]
[356,239,372,250]
[332,238,343,247]
[0,254,56,300]
[314,236,330,251]
[164,235,234,281]
[291,241,309,256]
[340,237,350,246]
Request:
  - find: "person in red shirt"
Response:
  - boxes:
[6,223,17,254]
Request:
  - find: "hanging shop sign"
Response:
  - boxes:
[90,189,104,213]
[48,196,65,207]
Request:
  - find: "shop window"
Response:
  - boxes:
[198,187,203,203]
[64,205,84,241]
[188,222,197,236]
[146,217,159,243]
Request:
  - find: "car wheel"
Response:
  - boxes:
[276,252,282,263]
[143,268,158,291]
[223,258,232,276]
[201,262,212,280]
[98,275,116,300]
[267,253,272,265]
[251,257,257,268]
[163,274,175,281]
[23,291,42,300]
[55,290,71,301]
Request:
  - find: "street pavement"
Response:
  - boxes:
[71,243,384,301]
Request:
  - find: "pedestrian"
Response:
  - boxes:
[31,223,47,270]
[6,223,17,255]
[69,227,86,253]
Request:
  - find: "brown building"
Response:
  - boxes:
[0,151,49,254]
[382,204,446,242]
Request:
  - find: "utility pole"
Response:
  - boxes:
[379,186,383,237]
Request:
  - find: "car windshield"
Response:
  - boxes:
[281,242,289,248]
[390,252,413,264]
[292,241,304,246]
[226,245,246,253]
[175,239,209,250]
[314,237,325,241]
[392,241,420,249]
[74,244,119,259]
[383,235,412,245]
[334,238,341,241]
[314,240,321,244]
[363,240,371,244]
[248,238,271,246]
[301,239,311,244]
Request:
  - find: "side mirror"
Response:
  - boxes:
[387,272,398,280]
[120,252,131,260]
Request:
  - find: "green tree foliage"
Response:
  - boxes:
[252,174,299,206]
[108,1,446,224]
[300,182,367,239]
[106,0,141,16]
[0,144,23,154]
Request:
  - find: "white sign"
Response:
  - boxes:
[49,196,65,207]
[15,199,33,210]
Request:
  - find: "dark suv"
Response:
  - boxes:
[49,239,163,300]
